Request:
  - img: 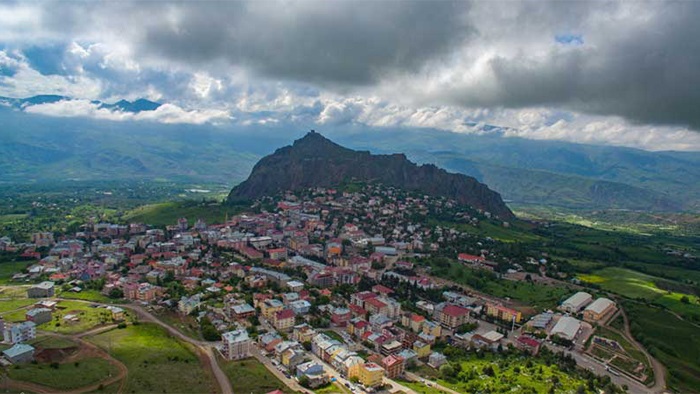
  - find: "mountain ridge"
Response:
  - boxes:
[228,131,516,220]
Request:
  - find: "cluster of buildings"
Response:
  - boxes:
[0,185,630,390]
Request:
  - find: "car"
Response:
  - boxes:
[345,382,351,388]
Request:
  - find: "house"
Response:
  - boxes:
[178,294,202,315]
[25,308,52,325]
[583,298,616,322]
[273,309,296,331]
[290,300,312,315]
[2,343,34,364]
[550,316,582,341]
[286,280,305,292]
[296,361,328,388]
[291,323,317,343]
[380,340,403,356]
[516,335,542,355]
[106,306,125,321]
[471,331,504,351]
[560,292,593,313]
[381,354,405,378]
[2,321,36,344]
[349,362,384,387]
[427,352,448,369]
[267,248,288,260]
[485,303,522,324]
[458,253,485,263]
[27,281,55,298]
[412,341,431,358]
[261,299,285,319]
[331,307,352,327]
[422,320,442,338]
[220,329,252,360]
[438,304,470,329]
[230,303,256,320]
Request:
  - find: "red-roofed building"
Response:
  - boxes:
[381,355,405,378]
[372,285,394,296]
[458,253,485,263]
[364,298,389,316]
[272,309,295,331]
[439,304,470,329]
[351,291,378,307]
[516,335,542,355]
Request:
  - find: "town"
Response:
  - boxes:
[0,185,649,393]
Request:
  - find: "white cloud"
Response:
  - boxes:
[24,99,230,125]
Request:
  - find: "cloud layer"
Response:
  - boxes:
[1,1,699,150]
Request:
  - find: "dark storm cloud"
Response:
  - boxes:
[446,1,700,130]
[137,1,472,85]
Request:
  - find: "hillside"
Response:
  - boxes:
[228,131,516,220]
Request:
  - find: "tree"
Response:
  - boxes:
[681,295,690,304]
[440,363,455,379]
[108,288,124,299]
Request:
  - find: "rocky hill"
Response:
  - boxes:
[228,131,515,220]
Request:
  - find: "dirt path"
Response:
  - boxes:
[121,303,232,394]
[616,307,667,393]
[53,297,233,394]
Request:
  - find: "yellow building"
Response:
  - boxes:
[261,299,284,319]
[413,341,431,359]
[486,303,522,324]
[582,298,616,322]
[358,363,384,387]
[422,321,442,337]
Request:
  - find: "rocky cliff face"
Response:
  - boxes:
[228,131,515,220]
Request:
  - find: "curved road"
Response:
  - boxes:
[119,303,234,394]
[617,307,667,393]
[52,298,234,394]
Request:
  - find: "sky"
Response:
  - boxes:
[1,0,700,151]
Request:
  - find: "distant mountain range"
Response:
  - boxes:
[228,131,515,219]
[1,95,698,212]
[0,95,162,113]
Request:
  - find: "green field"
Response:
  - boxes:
[578,267,700,321]
[314,382,351,394]
[0,258,34,284]
[10,300,121,334]
[395,379,447,394]
[8,357,117,390]
[57,289,116,303]
[88,323,218,393]
[624,301,700,393]
[0,297,35,314]
[217,356,292,394]
[415,353,592,394]
[123,201,246,228]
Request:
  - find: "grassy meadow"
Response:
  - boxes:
[578,267,700,321]
[217,356,292,394]
[88,323,218,393]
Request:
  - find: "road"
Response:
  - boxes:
[251,346,307,393]
[542,342,655,394]
[617,307,667,393]
[119,303,234,394]
[54,298,234,394]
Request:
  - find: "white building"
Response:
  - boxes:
[550,316,582,341]
[2,321,36,344]
[219,329,252,360]
[560,292,593,313]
